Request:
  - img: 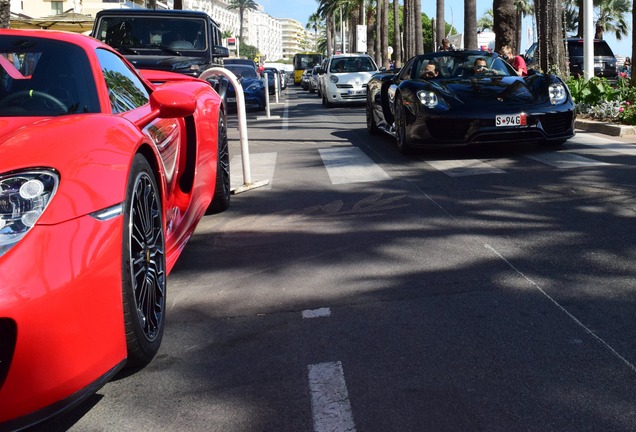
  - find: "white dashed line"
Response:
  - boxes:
[308,361,357,432]
[302,308,332,319]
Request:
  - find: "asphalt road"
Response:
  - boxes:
[32,85,636,431]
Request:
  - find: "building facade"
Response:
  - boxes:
[10,0,308,62]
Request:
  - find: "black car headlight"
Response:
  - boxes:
[417,90,439,108]
[0,170,59,257]
[549,83,567,105]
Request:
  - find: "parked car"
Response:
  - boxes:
[263,66,286,91]
[300,68,312,90]
[223,64,266,111]
[224,57,258,71]
[524,38,618,79]
[321,53,379,107]
[366,51,575,152]
[0,28,230,430]
[309,65,322,94]
[263,67,281,94]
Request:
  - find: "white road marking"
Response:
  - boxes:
[282,100,289,130]
[319,147,391,184]
[574,134,636,156]
[302,308,332,319]
[524,151,611,168]
[485,243,636,374]
[230,152,277,190]
[308,361,357,432]
[425,159,506,177]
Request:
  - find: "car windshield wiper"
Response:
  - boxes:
[148,44,182,56]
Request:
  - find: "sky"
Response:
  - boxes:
[259,0,633,58]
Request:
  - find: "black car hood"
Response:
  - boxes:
[430,75,552,107]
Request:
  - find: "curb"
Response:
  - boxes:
[575,119,636,137]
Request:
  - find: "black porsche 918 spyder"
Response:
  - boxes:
[366,51,575,153]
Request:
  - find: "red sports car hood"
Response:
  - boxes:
[0,117,50,141]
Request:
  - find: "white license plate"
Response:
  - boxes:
[495,113,527,127]
[594,62,603,68]
[227,97,236,102]
[348,89,366,95]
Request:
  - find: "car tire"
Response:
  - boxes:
[394,94,412,153]
[366,99,380,135]
[323,92,333,108]
[122,154,166,368]
[207,111,231,214]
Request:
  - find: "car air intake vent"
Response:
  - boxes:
[540,112,574,134]
[336,84,354,89]
[0,319,17,390]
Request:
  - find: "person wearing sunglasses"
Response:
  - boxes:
[472,57,499,76]
[420,62,439,79]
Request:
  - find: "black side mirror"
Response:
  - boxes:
[214,46,230,58]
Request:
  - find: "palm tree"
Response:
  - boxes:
[436,0,445,48]
[535,0,567,75]
[382,0,390,67]
[227,0,259,46]
[514,0,533,51]
[594,0,630,39]
[478,8,494,30]
[0,0,9,28]
[393,0,402,66]
[306,12,323,52]
[493,0,516,52]
[464,0,478,49]
[631,0,635,86]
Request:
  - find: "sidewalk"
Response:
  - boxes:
[575,118,636,144]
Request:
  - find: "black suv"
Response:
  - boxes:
[524,38,618,79]
[91,9,229,78]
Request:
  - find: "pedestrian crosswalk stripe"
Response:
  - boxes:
[575,134,636,156]
[230,152,277,190]
[319,147,391,184]
[524,151,611,168]
[425,159,506,177]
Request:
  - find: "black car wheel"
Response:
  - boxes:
[122,154,166,368]
[394,94,412,153]
[323,92,333,108]
[366,99,380,135]
[207,111,231,214]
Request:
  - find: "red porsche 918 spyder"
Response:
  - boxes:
[0,29,230,431]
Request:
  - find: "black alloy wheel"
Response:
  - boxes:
[394,94,412,153]
[122,154,166,368]
[207,111,231,214]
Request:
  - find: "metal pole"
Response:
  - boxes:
[199,68,269,193]
[583,0,594,80]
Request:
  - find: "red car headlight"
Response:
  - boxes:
[0,170,59,257]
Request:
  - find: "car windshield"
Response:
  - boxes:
[329,57,377,73]
[408,52,515,79]
[93,16,207,52]
[225,65,258,79]
[0,36,100,116]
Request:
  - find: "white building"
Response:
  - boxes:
[10,0,298,62]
